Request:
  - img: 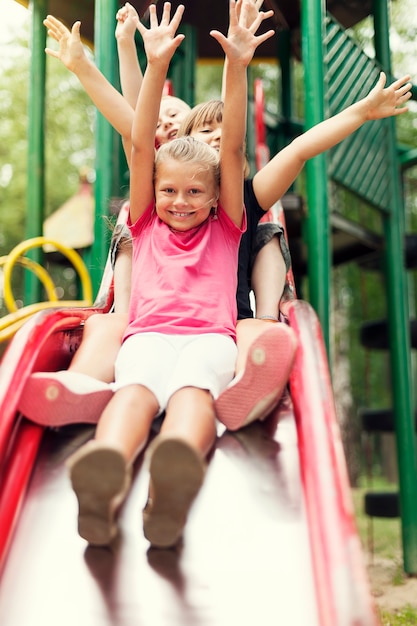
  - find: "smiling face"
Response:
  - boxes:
[155,96,191,148]
[178,100,224,150]
[154,158,218,231]
[179,100,250,177]
[189,119,222,151]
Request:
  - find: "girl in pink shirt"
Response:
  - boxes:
[66,0,275,549]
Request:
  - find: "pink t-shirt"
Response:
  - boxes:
[124,203,246,343]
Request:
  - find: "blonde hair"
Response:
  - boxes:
[177,100,224,138]
[160,94,191,114]
[178,99,250,178]
[155,136,220,190]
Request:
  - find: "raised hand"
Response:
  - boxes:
[210,0,274,67]
[364,72,412,120]
[235,0,266,27]
[115,2,139,42]
[43,15,86,72]
[134,2,185,66]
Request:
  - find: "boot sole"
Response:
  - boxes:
[68,443,130,546]
[143,437,205,548]
[215,324,297,431]
[18,374,113,426]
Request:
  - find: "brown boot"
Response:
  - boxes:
[67,441,131,546]
[143,436,206,548]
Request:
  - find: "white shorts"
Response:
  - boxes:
[113,333,237,412]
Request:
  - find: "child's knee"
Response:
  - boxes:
[84,313,127,337]
[252,222,291,272]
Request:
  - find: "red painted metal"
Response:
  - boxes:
[0,309,102,573]
[0,420,43,571]
[0,300,381,624]
[286,300,380,626]
[1,309,96,460]
[0,218,118,571]
[253,82,378,621]
[254,78,270,171]
[162,79,174,96]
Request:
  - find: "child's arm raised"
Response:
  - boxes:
[115,2,143,110]
[220,0,267,101]
[210,0,274,227]
[44,15,134,164]
[253,71,412,210]
[129,3,185,223]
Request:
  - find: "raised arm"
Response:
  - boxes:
[115,2,143,109]
[129,3,185,223]
[253,71,412,210]
[220,0,266,100]
[210,0,274,227]
[44,15,134,164]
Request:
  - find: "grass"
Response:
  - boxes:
[352,477,417,626]
[352,479,401,561]
[379,606,417,625]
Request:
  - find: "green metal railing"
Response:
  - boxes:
[301,5,417,573]
[24,0,47,304]
[325,16,395,211]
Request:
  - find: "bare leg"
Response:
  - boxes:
[69,312,128,382]
[70,246,132,380]
[67,384,159,546]
[112,248,132,315]
[251,236,287,320]
[17,250,131,424]
[161,387,217,456]
[144,387,216,547]
[95,384,159,460]
[213,234,295,431]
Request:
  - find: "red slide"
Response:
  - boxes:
[0,298,379,626]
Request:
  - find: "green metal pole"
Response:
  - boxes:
[276,29,292,156]
[87,0,119,297]
[25,0,47,304]
[300,0,331,352]
[169,24,196,107]
[278,29,292,125]
[373,0,417,574]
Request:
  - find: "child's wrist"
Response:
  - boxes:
[71,55,93,77]
[226,57,250,70]
[355,98,372,122]
[116,32,136,46]
[147,57,171,71]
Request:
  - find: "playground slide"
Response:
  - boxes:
[0,297,379,626]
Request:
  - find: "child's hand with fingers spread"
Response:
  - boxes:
[235,0,267,28]
[43,15,86,72]
[364,72,412,120]
[134,2,185,67]
[210,0,274,68]
[115,2,139,42]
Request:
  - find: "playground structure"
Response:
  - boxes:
[1,0,417,624]
[0,237,93,342]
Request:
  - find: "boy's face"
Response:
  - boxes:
[156,98,190,147]
[154,159,218,232]
[189,120,222,151]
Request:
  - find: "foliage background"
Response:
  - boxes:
[0,13,95,259]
